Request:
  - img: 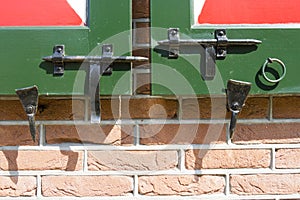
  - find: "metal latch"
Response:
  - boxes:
[16,85,39,142]
[43,44,148,123]
[157,28,262,80]
[227,79,251,139]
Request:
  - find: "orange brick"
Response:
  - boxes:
[100,98,120,120]
[88,151,178,171]
[134,22,150,44]
[186,149,271,170]
[132,49,150,68]
[140,124,226,145]
[132,0,150,19]
[135,73,151,95]
[45,124,134,145]
[139,175,225,195]
[0,98,84,121]
[0,125,39,146]
[42,176,133,196]
[182,97,269,119]
[231,174,300,195]
[233,123,300,144]
[0,150,83,171]
[0,176,36,197]
[273,96,300,118]
[121,98,178,119]
[276,149,300,169]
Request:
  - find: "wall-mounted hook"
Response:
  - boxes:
[227,80,251,139]
[15,85,39,142]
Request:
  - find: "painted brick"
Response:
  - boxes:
[135,73,151,95]
[134,22,150,44]
[45,124,134,145]
[132,49,150,68]
[0,150,83,171]
[139,175,225,195]
[0,125,39,146]
[140,124,226,145]
[276,149,300,169]
[273,96,300,118]
[88,151,178,171]
[37,98,85,120]
[231,174,300,195]
[121,98,178,119]
[132,0,150,19]
[182,97,269,119]
[100,98,120,120]
[233,123,300,144]
[42,176,133,196]
[0,100,25,120]
[186,149,271,170]
[0,176,36,197]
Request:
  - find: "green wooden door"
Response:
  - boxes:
[0,0,131,95]
[151,0,300,95]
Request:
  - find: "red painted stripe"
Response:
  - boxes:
[0,0,83,26]
[198,0,300,24]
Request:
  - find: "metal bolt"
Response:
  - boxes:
[171,29,177,36]
[26,105,34,114]
[231,102,240,111]
[218,30,225,36]
[57,48,62,53]
[105,46,111,52]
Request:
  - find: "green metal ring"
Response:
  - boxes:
[262,58,286,83]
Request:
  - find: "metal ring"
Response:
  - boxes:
[262,58,286,83]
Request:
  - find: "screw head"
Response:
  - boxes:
[26,105,34,114]
[218,30,225,36]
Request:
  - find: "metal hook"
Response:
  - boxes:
[227,79,251,139]
[15,85,39,142]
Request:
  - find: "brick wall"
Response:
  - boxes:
[0,0,300,199]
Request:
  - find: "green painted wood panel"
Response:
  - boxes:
[151,0,300,95]
[0,0,131,95]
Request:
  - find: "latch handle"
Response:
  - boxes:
[227,79,251,139]
[157,28,262,80]
[15,85,39,142]
[43,44,148,123]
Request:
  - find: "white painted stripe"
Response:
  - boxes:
[193,0,206,26]
[67,0,87,24]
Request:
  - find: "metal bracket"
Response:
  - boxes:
[43,44,148,123]
[158,28,262,80]
[52,45,65,75]
[226,79,251,139]
[15,85,39,142]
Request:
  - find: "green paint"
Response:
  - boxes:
[151,0,300,95]
[0,0,131,95]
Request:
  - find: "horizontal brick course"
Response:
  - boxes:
[231,174,300,195]
[45,124,134,145]
[0,176,36,197]
[140,124,226,145]
[121,98,178,119]
[186,149,271,169]
[233,123,300,144]
[182,97,269,119]
[0,150,83,171]
[42,176,133,196]
[88,150,178,171]
[0,125,39,146]
[273,96,300,118]
[139,175,225,195]
[132,0,150,19]
[0,99,85,121]
[276,149,300,169]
